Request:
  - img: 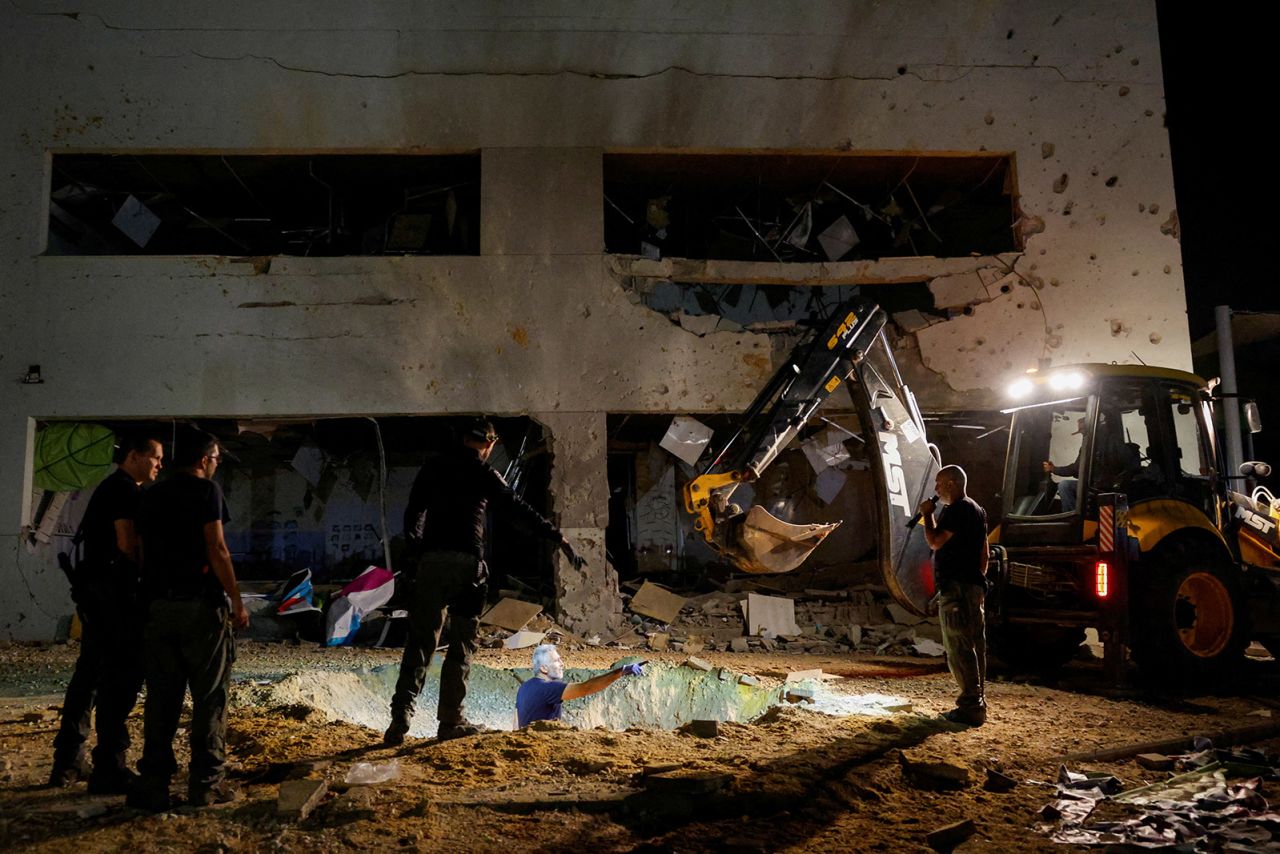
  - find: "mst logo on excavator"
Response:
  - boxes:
[879,431,913,519]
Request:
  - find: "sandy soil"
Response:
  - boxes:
[1,640,1278,853]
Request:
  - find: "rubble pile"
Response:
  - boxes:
[473,580,945,659]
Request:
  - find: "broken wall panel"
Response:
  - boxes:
[604,152,1018,262]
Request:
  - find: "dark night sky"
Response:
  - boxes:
[1158,5,1279,337]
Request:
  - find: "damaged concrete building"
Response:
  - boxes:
[0,2,1186,642]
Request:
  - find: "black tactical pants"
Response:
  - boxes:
[136,598,235,796]
[52,590,144,773]
[938,580,988,712]
[391,551,486,727]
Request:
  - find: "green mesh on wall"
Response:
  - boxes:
[33,423,116,492]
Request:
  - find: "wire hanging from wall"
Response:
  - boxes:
[366,417,392,573]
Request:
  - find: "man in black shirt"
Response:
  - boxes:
[918,464,990,726]
[384,417,585,745]
[49,434,163,791]
[127,430,249,811]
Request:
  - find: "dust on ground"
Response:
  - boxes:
[1,640,1278,852]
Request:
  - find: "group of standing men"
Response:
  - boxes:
[48,419,991,811]
[50,430,248,810]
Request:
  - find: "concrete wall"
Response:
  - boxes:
[0,1,1185,638]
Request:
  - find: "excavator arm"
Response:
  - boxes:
[682,298,941,614]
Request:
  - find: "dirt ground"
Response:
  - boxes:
[2,640,1278,853]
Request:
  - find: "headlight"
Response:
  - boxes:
[1049,371,1085,392]
[1007,378,1034,398]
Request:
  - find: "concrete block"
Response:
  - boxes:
[729,637,749,653]
[1135,753,1175,771]
[926,818,976,851]
[683,656,713,671]
[285,759,332,780]
[784,686,815,703]
[738,674,760,687]
[278,778,328,820]
[688,719,719,738]
[643,770,731,795]
[983,768,1017,792]
[648,632,670,651]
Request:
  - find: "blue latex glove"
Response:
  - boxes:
[619,662,646,677]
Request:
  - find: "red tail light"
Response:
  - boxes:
[1095,561,1110,598]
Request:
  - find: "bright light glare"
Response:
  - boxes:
[1007,378,1034,398]
[1049,371,1085,392]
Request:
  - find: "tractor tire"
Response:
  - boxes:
[1130,541,1249,683]
[989,624,1086,674]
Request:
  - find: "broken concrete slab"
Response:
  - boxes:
[683,656,713,672]
[643,770,732,795]
[285,759,333,780]
[738,674,760,687]
[729,637,749,653]
[899,752,971,791]
[747,593,800,636]
[886,603,927,625]
[688,719,719,738]
[647,632,670,651]
[984,769,1017,792]
[926,818,976,851]
[503,630,546,650]
[1135,753,1175,772]
[628,581,687,624]
[784,668,823,683]
[784,686,815,703]
[278,778,328,820]
[480,598,543,632]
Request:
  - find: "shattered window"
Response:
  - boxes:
[604,151,1017,262]
[47,154,480,256]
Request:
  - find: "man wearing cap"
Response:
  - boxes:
[384,417,586,744]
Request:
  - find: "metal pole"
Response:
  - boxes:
[1215,305,1244,482]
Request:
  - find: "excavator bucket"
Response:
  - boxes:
[726,505,841,574]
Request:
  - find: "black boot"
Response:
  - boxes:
[383,709,411,746]
[47,754,92,788]
[88,766,139,795]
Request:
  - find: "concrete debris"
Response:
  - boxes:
[683,656,713,672]
[1135,753,1175,771]
[746,593,800,636]
[75,802,109,819]
[278,778,328,820]
[738,674,760,687]
[912,638,945,657]
[503,630,547,650]
[643,770,732,795]
[984,768,1018,792]
[285,759,332,780]
[899,752,971,790]
[21,711,51,723]
[886,603,926,625]
[480,598,543,632]
[784,668,823,683]
[648,632,670,651]
[926,818,976,851]
[628,581,687,624]
[730,637,749,653]
[784,686,815,704]
[688,719,720,738]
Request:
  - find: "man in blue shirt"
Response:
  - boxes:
[516,645,646,727]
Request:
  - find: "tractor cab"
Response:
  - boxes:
[998,366,1220,547]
